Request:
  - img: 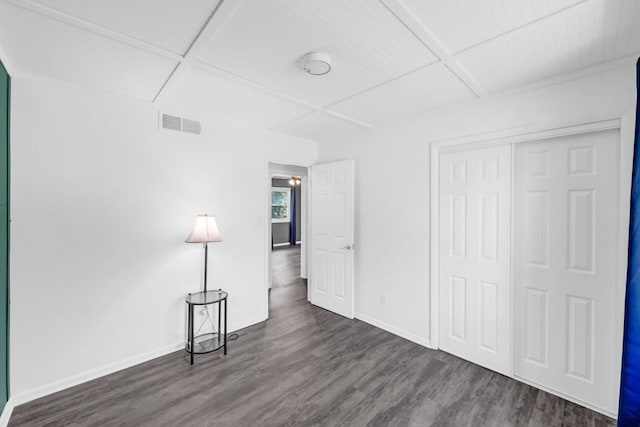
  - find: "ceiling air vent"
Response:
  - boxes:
[161,113,182,131]
[160,112,201,135]
[182,118,201,135]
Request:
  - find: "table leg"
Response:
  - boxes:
[188,304,194,365]
[224,298,228,355]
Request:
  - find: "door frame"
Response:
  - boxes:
[429,116,632,384]
[264,161,310,318]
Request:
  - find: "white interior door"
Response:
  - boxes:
[439,145,511,375]
[309,160,354,318]
[514,130,620,414]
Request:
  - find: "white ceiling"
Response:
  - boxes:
[0,0,638,141]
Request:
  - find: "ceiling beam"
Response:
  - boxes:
[379,0,487,97]
[2,0,183,62]
[192,61,322,112]
[380,0,596,99]
[322,110,371,129]
[321,62,435,110]
[453,0,591,56]
[152,0,241,103]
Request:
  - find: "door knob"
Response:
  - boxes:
[341,244,354,250]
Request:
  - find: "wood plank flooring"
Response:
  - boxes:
[10,245,615,426]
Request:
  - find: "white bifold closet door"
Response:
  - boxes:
[514,130,620,414]
[439,145,511,375]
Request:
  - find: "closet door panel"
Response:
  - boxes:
[514,130,620,415]
[439,145,511,375]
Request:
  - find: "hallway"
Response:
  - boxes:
[270,244,305,315]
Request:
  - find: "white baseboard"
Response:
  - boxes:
[0,398,15,427]
[229,315,267,333]
[355,312,432,349]
[6,314,268,412]
[10,341,185,407]
[272,242,290,247]
[513,374,617,419]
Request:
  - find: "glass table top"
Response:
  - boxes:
[186,289,228,305]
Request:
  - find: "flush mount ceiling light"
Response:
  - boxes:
[288,176,301,186]
[297,51,332,76]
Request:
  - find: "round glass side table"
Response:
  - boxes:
[185,289,228,365]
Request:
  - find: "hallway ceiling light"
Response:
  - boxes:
[297,51,332,76]
[289,176,301,186]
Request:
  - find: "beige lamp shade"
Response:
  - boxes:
[185,214,223,243]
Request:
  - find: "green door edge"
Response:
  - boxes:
[0,59,10,409]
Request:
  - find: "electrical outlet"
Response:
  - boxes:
[380,294,387,306]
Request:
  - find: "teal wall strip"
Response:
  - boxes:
[0,59,10,410]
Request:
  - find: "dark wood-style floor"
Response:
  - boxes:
[10,245,615,426]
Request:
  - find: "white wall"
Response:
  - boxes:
[9,77,317,400]
[317,64,637,347]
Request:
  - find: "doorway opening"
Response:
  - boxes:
[268,163,308,314]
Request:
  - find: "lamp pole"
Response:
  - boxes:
[203,242,208,293]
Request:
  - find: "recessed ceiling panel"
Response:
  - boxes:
[0,3,177,101]
[197,0,438,106]
[454,0,640,93]
[273,112,367,141]
[329,64,476,124]
[29,0,221,54]
[400,0,585,54]
[161,67,314,128]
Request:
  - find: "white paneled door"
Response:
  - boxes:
[439,145,511,375]
[514,130,620,414]
[309,160,355,318]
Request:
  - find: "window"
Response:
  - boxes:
[271,187,291,223]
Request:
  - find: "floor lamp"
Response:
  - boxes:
[185,214,223,293]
